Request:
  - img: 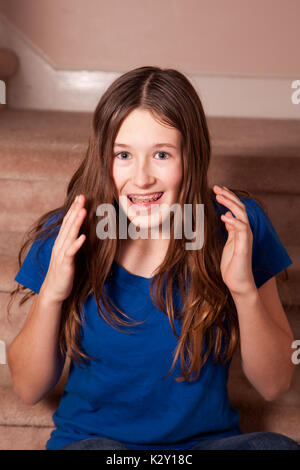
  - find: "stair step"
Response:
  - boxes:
[0,109,90,150]
[0,254,20,292]
[277,245,300,306]
[0,179,66,233]
[250,193,300,247]
[0,291,35,355]
[0,109,89,180]
[207,116,300,160]
[0,385,59,427]
[0,425,54,451]
[0,145,82,182]
[0,353,70,425]
[208,116,300,195]
[0,231,26,256]
[239,404,300,444]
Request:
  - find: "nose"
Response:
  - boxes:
[132,157,156,187]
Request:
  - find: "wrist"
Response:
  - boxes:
[39,283,64,307]
[230,285,259,305]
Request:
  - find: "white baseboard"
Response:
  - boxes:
[0,340,6,365]
[1,12,299,119]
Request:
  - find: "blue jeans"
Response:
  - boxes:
[59,432,300,450]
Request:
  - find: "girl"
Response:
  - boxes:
[8,66,300,450]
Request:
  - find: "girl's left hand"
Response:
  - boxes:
[213,185,257,296]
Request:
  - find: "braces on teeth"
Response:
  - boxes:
[129,192,163,203]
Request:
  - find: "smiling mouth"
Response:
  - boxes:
[127,192,164,205]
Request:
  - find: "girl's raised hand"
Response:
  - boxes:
[213,185,256,297]
[41,195,87,303]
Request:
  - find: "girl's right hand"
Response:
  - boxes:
[41,195,87,303]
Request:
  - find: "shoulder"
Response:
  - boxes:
[240,196,292,288]
[239,196,281,246]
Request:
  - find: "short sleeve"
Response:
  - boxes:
[14,212,62,294]
[244,198,293,289]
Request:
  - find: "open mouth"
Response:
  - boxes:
[127,192,164,206]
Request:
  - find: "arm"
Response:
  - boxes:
[231,277,295,402]
[7,287,65,406]
[213,185,295,402]
[9,194,87,406]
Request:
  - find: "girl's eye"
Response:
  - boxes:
[154,151,170,160]
[115,152,130,160]
[114,151,170,160]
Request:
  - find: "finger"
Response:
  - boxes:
[220,213,235,241]
[214,186,245,210]
[221,213,247,226]
[55,196,79,245]
[221,211,235,233]
[221,186,248,208]
[222,211,253,237]
[61,207,87,254]
[65,234,86,257]
[213,185,246,217]
[61,194,85,229]
[61,196,81,229]
[56,196,84,250]
[221,214,252,252]
[216,193,249,223]
[213,185,245,210]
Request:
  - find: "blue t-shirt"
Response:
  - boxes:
[14,196,293,450]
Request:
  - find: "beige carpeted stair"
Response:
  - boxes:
[0,108,300,449]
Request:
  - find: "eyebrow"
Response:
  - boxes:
[113,143,178,150]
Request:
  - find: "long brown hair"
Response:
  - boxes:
[8,66,288,382]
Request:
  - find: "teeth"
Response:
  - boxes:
[129,192,162,203]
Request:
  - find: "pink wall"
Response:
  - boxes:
[0,0,299,77]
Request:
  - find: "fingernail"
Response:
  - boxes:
[75,196,78,202]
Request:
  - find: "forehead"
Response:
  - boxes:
[114,109,181,148]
